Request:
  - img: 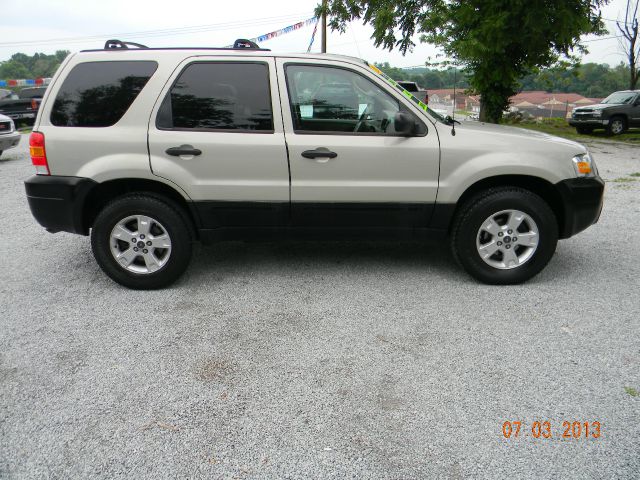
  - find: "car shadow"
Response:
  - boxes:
[185,240,462,284]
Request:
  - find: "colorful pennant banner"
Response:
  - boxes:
[0,77,51,88]
[226,17,317,47]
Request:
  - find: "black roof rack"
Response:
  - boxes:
[104,39,149,49]
[232,39,261,49]
[96,38,269,52]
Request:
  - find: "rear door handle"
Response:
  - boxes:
[301,147,338,159]
[165,145,202,157]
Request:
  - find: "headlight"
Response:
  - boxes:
[592,110,602,117]
[572,152,597,177]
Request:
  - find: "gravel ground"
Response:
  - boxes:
[0,134,638,479]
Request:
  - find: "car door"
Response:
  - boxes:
[631,94,640,127]
[148,56,289,230]
[275,58,440,231]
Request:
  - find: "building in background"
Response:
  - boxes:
[428,89,602,119]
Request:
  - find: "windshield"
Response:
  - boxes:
[601,92,637,104]
[366,62,447,123]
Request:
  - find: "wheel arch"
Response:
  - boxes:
[441,174,565,235]
[82,178,201,238]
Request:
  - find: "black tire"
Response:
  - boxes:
[451,187,558,285]
[0,150,3,157]
[576,126,593,134]
[91,194,193,289]
[606,116,626,136]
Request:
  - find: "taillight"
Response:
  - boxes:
[29,132,49,175]
[30,98,38,110]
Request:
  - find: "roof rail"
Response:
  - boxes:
[232,39,261,49]
[104,39,149,50]
[89,38,271,53]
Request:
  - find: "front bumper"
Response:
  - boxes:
[24,175,97,235]
[2,111,37,121]
[555,177,605,239]
[0,131,21,152]
[568,118,609,128]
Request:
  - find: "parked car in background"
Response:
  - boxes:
[0,113,20,157]
[397,81,429,104]
[569,90,640,135]
[0,86,47,126]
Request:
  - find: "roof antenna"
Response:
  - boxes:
[451,65,457,136]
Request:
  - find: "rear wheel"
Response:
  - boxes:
[451,188,558,285]
[91,194,193,289]
[606,116,626,136]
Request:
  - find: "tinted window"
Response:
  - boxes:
[19,87,47,99]
[51,61,157,127]
[285,65,410,135]
[398,82,418,92]
[157,62,273,131]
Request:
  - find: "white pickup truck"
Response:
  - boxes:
[0,113,20,157]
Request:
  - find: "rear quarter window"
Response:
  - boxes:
[50,61,157,127]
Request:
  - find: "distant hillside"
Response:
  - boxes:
[377,62,630,99]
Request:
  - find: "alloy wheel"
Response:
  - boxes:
[611,119,624,135]
[476,209,539,270]
[109,215,172,274]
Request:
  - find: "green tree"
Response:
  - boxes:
[318,0,609,122]
[0,50,70,80]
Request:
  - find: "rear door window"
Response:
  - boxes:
[156,62,273,132]
[50,61,157,127]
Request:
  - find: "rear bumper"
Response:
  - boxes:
[556,177,605,239]
[0,132,20,151]
[24,175,96,234]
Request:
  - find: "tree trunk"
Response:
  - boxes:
[629,38,638,90]
[479,97,503,124]
[479,100,488,123]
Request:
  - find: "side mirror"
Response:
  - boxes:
[394,111,416,136]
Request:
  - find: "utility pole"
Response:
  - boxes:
[321,0,327,53]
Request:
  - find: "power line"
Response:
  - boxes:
[582,34,625,42]
[0,13,312,48]
[601,16,638,25]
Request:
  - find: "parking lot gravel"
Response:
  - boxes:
[1,133,639,479]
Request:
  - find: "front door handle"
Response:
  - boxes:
[301,147,338,159]
[165,145,202,157]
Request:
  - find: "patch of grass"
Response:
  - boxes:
[630,172,640,177]
[502,118,640,144]
[624,386,638,397]
[611,177,637,183]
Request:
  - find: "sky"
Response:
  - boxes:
[0,0,635,71]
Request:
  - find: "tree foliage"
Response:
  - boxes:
[319,0,609,122]
[0,51,70,80]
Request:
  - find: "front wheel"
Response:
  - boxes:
[91,194,193,289]
[451,188,558,285]
[606,116,626,136]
